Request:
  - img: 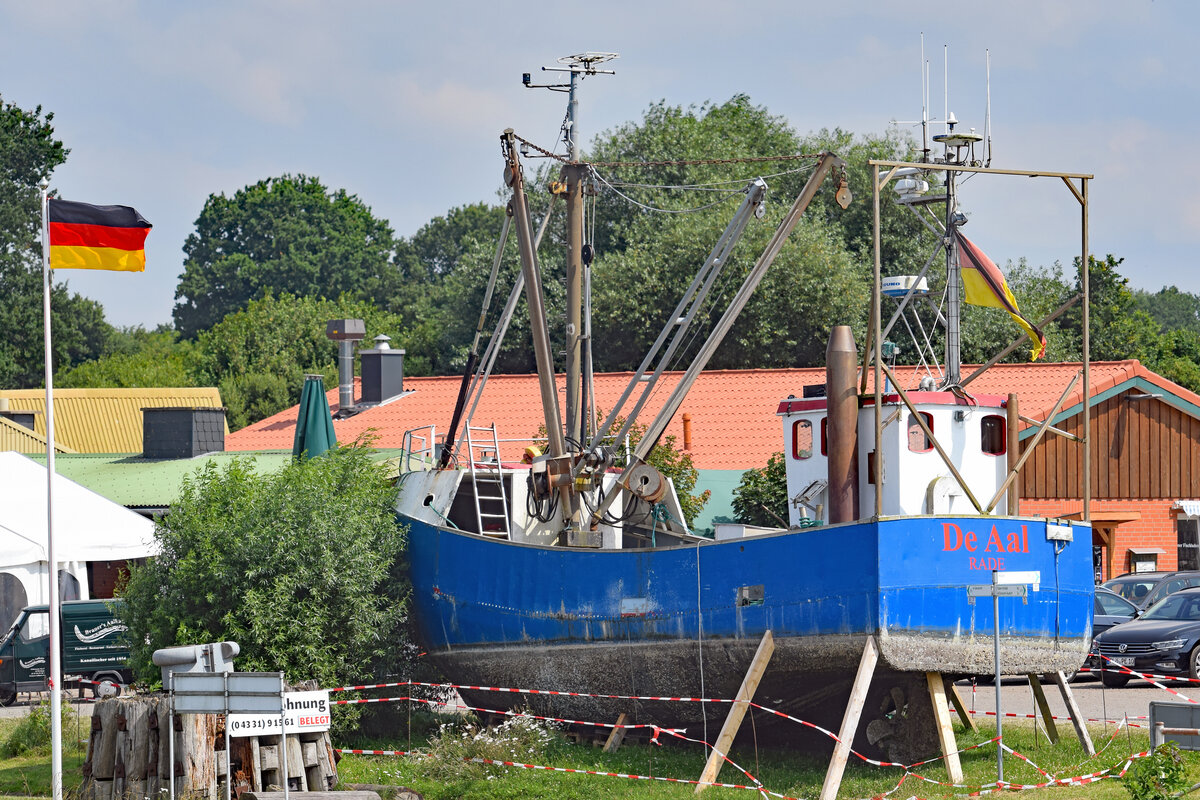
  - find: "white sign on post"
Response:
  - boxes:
[228,690,331,738]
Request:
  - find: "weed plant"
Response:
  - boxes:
[1,697,86,758]
[0,700,87,797]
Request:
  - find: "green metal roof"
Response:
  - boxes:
[24,449,408,510]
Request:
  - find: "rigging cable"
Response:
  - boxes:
[591,168,742,214]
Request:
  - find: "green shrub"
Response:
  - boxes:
[1123,741,1188,800]
[0,698,78,758]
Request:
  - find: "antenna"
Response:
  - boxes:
[984,49,993,166]
[522,52,618,161]
[921,33,929,161]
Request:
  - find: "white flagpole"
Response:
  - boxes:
[40,179,64,800]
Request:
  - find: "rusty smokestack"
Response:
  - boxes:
[682,413,692,451]
[826,325,859,523]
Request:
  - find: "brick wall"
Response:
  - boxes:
[1021,498,1181,579]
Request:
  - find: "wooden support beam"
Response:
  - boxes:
[1025,674,1059,744]
[926,672,964,784]
[1051,672,1095,756]
[602,713,630,753]
[944,677,977,733]
[694,631,775,794]
[819,637,878,800]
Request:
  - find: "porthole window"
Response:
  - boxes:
[981,415,1006,455]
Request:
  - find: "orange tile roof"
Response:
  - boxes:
[226,360,1197,471]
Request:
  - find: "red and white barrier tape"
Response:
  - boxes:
[1096,654,1197,703]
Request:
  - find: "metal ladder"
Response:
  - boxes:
[465,424,511,538]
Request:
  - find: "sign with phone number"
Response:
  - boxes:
[228,690,331,738]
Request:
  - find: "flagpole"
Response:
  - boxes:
[40,179,64,800]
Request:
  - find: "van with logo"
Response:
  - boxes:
[0,599,131,705]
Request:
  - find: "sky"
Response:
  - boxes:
[1,1,1196,330]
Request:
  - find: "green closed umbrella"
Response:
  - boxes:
[293,374,337,458]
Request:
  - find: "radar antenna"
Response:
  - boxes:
[522,52,618,161]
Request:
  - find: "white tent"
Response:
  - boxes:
[0,451,157,626]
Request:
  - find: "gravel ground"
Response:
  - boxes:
[952,674,1197,731]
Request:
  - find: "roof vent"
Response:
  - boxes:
[360,344,405,405]
[143,407,226,459]
[326,319,366,414]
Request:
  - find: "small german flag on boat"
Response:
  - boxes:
[48,199,152,272]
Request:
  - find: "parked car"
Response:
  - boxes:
[1079,587,1140,679]
[0,599,130,706]
[1102,571,1170,609]
[1103,571,1200,611]
[1090,586,1200,687]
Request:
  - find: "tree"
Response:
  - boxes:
[1135,285,1200,335]
[120,446,409,730]
[173,175,399,338]
[0,95,114,387]
[1056,254,1160,363]
[732,452,789,527]
[56,327,199,388]
[584,96,870,372]
[192,293,418,429]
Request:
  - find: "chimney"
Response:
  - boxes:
[143,407,226,459]
[360,334,405,404]
[326,319,366,413]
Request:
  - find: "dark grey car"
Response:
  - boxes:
[1091,587,1200,687]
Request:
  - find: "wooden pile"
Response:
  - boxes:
[79,695,338,800]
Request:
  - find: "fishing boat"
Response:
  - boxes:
[396,55,1095,765]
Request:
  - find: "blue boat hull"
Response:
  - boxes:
[404,514,1091,754]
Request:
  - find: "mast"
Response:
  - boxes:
[932,111,981,387]
[524,52,616,447]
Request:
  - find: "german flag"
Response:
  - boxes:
[955,230,1046,360]
[48,199,152,272]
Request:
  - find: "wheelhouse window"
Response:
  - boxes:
[1178,517,1200,571]
[821,418,828,456]
[907,412,933,453]
[980,415,1006,455]
[792,419,813,459]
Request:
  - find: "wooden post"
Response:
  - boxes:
[926,672,964,784]
[694,630,775,794]
[602,713,630,753]
[1006,393,1020,514]
[944,677,977,732]
[1051,672,1095,756]
[1025,674,1059,744]
[819,636,878,800]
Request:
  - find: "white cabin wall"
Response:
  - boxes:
[781,412,830,526]
[859,401,1009,517]
[506,470,562,545]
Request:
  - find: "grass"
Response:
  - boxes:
[0,705,89,798]
[5,701,1199,799]
[335,709,1200,800]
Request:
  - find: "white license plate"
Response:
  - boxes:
[1111,656,1136,666]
